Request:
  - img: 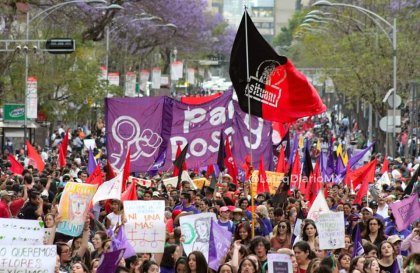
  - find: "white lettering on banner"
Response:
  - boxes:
[190,139,207,157]
[243,114,263,149]
[209,107,227,126]
[110,115,163,169]
[183,108,206,133]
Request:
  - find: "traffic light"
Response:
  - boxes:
[45,38,75,54]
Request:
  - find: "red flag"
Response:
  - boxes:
[224,137,238,186]
[346,159,377,190]
[380,155,388,174]
[241,155,252,180]
[206,164,215,179]
[353,159,377,205]
[26,141,44,172]
[86,164,103,185]
[106,161,117,181]
[122,150,131,192]
[58,129,69,168]
[290,150,301,191]
[275,146,286,173]
[8,155,24,175]
[121,179,138,201]
[173,144,187,177]
[306,158,321,208]
[257,156,269,194]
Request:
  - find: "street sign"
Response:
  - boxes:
[379,112,401,133]
[387,94,402,108]
[45,38,75,54]
[3,104,25,121]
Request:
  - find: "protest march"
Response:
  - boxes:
[1,10,420,273]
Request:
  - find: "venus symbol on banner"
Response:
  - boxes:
[110,115,163,169]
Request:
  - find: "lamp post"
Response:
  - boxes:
[23,0,108,150]
[312,0,398,156]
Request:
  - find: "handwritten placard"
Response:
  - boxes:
[0,218,44,245]
[124,200,165,253]
[57,182,98,237]
[0,245,56,273]
[317,211,345,250]
[180,212,217,261]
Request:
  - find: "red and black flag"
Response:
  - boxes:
[229,11,326,123]
[173,144,189,185]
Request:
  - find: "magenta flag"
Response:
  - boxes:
[390,193,420,231]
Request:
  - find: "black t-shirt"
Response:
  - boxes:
[18,202,38,220]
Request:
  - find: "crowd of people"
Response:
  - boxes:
[0,120,420,273]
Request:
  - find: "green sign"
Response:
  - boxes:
[3,104,25,121]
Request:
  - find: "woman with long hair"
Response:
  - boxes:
[348,256,365,273]
[249,236,270,264]
[377,241,396,272]
[217,263,234,273]
[71,261,90,273]
[306,258,321,273]
[186,251,209,273]
[270,220,292,250]
[293,241,316,273]
[141,260,160,273]
[175,257,187,273]
[362,258,380,273]
[237,258,258,273]
[234,222,252,246]
[159,244,183,273]
[105,199,125,229]
[362,218,386,248]
[338,253,351,273]
[301,222,318,251]
[91,231,108,259]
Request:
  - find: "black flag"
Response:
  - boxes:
[173,144,189,184]
[229,11,326,123]
[217,131,225,172]
[404,165,420,196]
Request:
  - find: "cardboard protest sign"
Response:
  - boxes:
[97,249,125,273]
[84,139,96,150]
[0,218,44,245]
[390,193,420,231]
[317,211,345,250]
[124,200,165,253]
[57,182,98,236]
[267,253,292,273]
[43,228,53,245]
[0,245,56,273]
[180,212,217,261]
[251,171,284,194]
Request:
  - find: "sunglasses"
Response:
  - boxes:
[279,225,287,229]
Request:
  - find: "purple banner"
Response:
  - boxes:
[97,249,125,273]
[106,90,273,172]
[208,220,233,270]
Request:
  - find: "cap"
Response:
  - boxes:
[152,191,160,197]
[387,235,402,244]
[361,207,373,214]
[233,208,243,214]
[220,206,229,212]
[369,200,378,208]
[0,190,14,198]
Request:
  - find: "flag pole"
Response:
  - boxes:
[244,6,255,239]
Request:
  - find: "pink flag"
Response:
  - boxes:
[390,193,420,231]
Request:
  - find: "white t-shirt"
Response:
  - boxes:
[106,212,122,229]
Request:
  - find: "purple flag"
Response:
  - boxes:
[348,142,375,170]
[208,220,233,271]
[106,89,273,172]
[148,150,167,176]
[320,151,330,182]
[112,225,137,259]
[288,133,299,166]
[390,193,420,231]
[88,148,97,175]
[352,224,364,258]
[326,143,334,177]
[334,155,346,184]
[97,249,125,273]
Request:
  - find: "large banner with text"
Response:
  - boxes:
[106,89,273,172]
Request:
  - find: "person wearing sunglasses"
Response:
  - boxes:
[270,220,292,250]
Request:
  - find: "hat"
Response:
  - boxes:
[152,191,160,197]
[222,174,233,182]
[220,206,230,212]
[361,207,373,214]
[62,174,71,181]
[233,208,243,214]
[387,235,402,244]
[0,190,14,198]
